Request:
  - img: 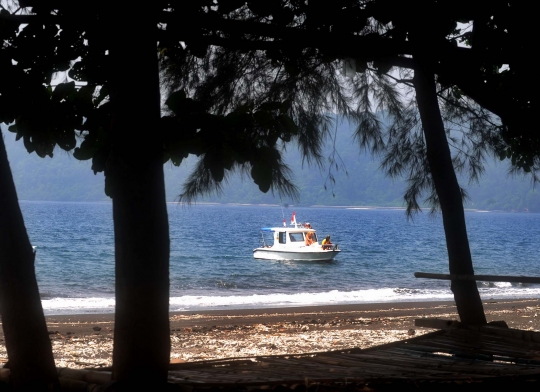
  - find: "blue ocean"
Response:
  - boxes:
[21,202,540,315]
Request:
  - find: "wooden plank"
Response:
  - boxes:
[445,328,540,351]
[473,325,540,343]
[174,353,481,382]
[169,359,257,370]
[300,357,498,378]
[402,336,540,360]
[414,272,540,284]
[415,318,456,329]
[167,358,540,387]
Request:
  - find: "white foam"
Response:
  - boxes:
[167,288,455,311]
[40,286,540,315]
[41,297,116,315]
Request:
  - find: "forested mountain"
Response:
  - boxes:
[3,123,540,211]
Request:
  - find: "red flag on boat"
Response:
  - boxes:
[291,211,296,225]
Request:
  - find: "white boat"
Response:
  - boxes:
[253,214,340,261]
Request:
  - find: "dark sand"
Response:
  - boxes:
[36,299,540,334]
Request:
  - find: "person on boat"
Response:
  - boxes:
[321,235,333,250]
[305,230,315,246]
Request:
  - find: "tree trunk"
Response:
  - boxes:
[0,130,59,390]
[106,7,171,387]
[413,64,487,325]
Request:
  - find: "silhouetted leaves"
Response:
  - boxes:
[2,0,540,204]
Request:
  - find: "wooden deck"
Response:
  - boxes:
[161,321,540,390]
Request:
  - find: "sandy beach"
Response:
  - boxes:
[1,299,539,369]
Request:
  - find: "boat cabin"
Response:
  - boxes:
[261,227,318,248]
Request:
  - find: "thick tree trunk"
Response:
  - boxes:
[107,7,171,387]
[0,131,58,390]
[413,65,487,325]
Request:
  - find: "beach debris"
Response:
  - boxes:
[92,327,101,331]
[408,329,416,336]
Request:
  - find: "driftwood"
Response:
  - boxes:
[415,318,456,329]
[57,368,111,385]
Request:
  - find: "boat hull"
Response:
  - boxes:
[253,248,340,261]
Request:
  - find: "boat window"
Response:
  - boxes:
[278,232,286,244]
[289,233,304,242]
[312,233,318,242]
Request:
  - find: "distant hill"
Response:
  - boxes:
[3,123,540,212]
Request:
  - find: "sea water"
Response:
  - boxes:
[19,201,540,315]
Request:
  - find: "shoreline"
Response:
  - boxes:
[21,199,537,213]
[38,297,540,321]
[2,299,539,369]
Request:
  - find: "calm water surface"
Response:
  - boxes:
[20,202,540,315]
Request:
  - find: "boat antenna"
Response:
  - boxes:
[280,201,286,227]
